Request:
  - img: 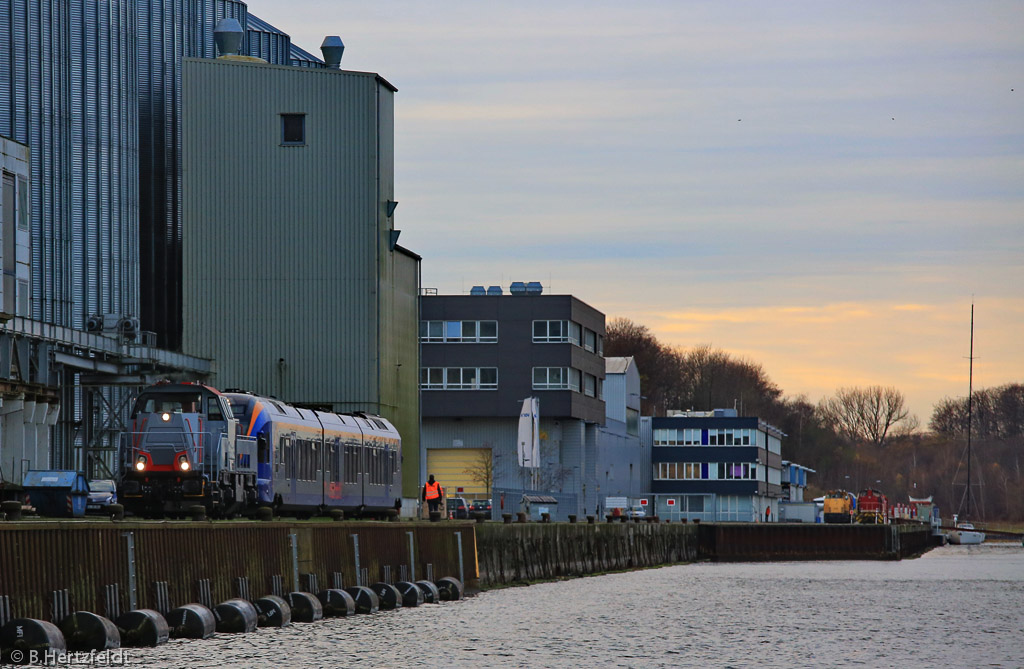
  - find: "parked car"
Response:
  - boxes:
[471,499,492,515]
[446,496,470,519]
[87,479,117,512]
[626,505,646,518]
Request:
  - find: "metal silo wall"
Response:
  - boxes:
[246,18,292,65]
[137,0,247,350]
[181,60,380,407]
[0,0,138,326]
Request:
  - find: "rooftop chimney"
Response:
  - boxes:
[321,36,345,69]
[213,18,244,57]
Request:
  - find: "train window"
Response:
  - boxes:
[134,393,201,416]
[258,436,269,465]
[279,436,289,475]
[207,397,224,421]
[336,441,342,483]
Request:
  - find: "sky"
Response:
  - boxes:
[247,0,1023,423]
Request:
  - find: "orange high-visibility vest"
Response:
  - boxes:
[425,481,442,500]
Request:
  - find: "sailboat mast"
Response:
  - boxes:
[967,303,974,518]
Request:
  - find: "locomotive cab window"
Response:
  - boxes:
[206,397,224,421]
[281,113,306,146]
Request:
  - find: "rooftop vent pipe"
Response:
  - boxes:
[321,36,345,69]
[213,18,244,57]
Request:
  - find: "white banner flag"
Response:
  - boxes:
[530,397,540,470]
[517,398,534,467]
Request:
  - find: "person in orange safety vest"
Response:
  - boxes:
[422,474,443,514]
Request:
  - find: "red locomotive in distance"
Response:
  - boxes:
[856,488,889,524]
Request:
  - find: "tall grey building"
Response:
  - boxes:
[180,45,422,499]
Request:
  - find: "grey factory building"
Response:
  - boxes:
[181,31,421,498]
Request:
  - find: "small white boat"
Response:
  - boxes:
[947,522,986,545]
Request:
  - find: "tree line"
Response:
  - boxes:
[604,317,1024,521]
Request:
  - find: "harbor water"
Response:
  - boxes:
[123,543,1022,668]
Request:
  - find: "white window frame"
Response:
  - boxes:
[420,367,498,390]
[420,320,498,343]
[532,320,582,345]
[532,367,581,391]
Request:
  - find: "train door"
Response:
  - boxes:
[257,432,272,503]
[323,436,342,505]
[278,434,296,505]
[352,413,368,508]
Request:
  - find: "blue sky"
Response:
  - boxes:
[247,0,1024,421]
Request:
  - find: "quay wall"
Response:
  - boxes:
[0,520,936,619]
[475,522,699,587]
[475,521,935,587]
[698,522,934,561]
[0,521,476,621]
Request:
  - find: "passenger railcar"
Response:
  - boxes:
[225,390,401,515]
[119,382,402,517]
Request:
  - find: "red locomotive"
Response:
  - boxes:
[855,488,888,524]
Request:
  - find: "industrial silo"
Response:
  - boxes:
[0,0,140,326]
[136,0,248,350]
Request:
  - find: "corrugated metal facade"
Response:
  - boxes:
[0,0,138,327]
[182,58,378,401]
[423,407,646,515]
[138,0,292,350]
[181,58,420,497]
[423,416,596,513]
[389,249,421,495]
[245,13,291,64]
[289,43,325,69]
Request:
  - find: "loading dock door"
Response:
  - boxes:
[425,448,490,498]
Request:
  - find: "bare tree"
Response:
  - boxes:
[604,317,674,416]
[462,448,495,499]
[817,386,917,448]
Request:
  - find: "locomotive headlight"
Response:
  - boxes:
[135,456,147,472]
[161,412,171,422]
[177,454,190,471]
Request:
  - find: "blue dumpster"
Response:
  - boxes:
[22,471,90,518]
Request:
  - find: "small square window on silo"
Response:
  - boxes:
[281,114,306,145]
